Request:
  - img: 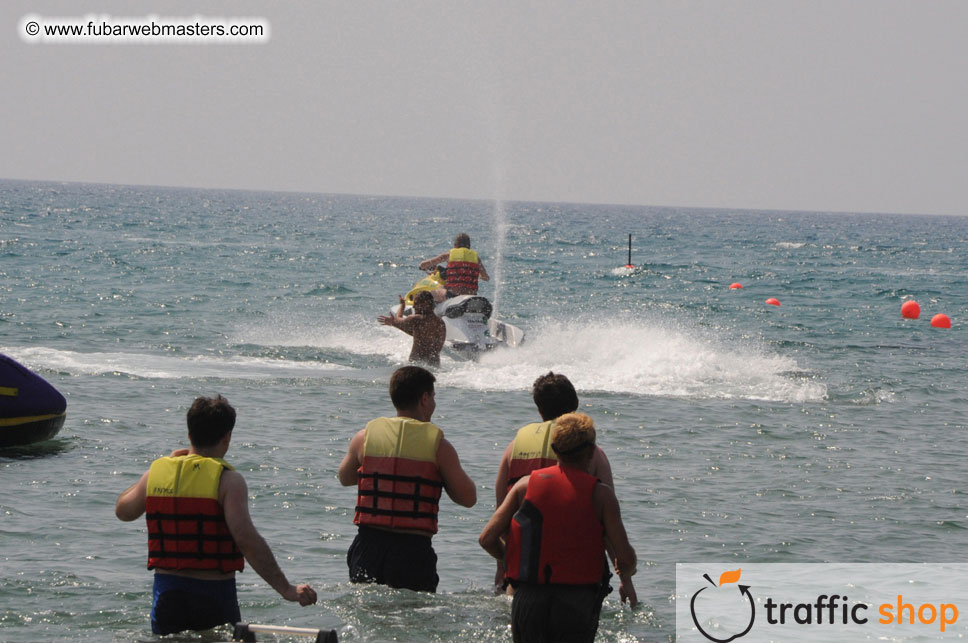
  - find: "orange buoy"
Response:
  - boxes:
[765,298,781,306]
[729,283,743,289]
[930,314,951,328]
[901,300,920,319]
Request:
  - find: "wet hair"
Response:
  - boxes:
[454,233,471,249]
[532,372,579,421]
[389,366,436,410]
[414,290,435,307]
[551,412,596,464]
[186,395,236,448]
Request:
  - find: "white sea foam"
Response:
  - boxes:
[436,318,828,403]
[193,313,827,403]
[1,346,346,380]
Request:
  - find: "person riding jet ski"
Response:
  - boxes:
[419,232,490,300]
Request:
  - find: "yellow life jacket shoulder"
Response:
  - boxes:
[507,421,557,489]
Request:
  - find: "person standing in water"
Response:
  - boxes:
[419,232,490,298]
[115,395,317,635]
[338,366,477,592]
[378,290,447,367]
[480,413,638,643]
[492,372,619,601]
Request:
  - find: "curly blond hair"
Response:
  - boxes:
[551,412,596,463]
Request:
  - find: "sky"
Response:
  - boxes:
[3,1,967,215]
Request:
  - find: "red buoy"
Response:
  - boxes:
[930,314,951,328]
[901,300,920,319]
[729,283,743,289]
[765,298,781,306]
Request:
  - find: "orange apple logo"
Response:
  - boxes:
[689,569,755,642]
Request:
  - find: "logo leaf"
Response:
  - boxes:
[718,568,741,586]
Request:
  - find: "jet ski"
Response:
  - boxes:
[393,270,525,358]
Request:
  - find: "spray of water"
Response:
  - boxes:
[491,198,506,316]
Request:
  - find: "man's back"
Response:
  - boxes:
[408,314,446,365]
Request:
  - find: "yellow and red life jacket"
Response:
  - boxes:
[445,248,480,294]
[504,464,604,586]
[505,421,557,495]
[354,417,443,534]
[145,454,244,573]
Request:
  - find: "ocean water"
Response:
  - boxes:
[1,178,966,642]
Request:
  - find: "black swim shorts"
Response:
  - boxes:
[511,582,602,643]
[347,525,439,592]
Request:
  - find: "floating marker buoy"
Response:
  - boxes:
[930,314,951,328]
[765,298,781,306]
[729,283,743,290]
[901,300,920,319]
[623,233,634,269]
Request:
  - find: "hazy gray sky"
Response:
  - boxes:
[4,1,966,215]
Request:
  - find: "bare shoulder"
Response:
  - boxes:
[219,468,248,501]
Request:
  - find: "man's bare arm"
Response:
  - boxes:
[419,252,450,271]
[337,430,365,486]
[220,471,317,606]
[479,477,527,560]
[595,483,638,607]
[495,442,514,506]
[592,446,614,488]
[437,438,476,507]
[115,471,149,521]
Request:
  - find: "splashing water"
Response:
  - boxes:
[435,317,827,403]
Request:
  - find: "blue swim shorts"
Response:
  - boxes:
[150,572,241,635]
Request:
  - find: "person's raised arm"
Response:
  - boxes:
[337,430,366,486]
[419,252,450,272]
[437,438,476,507]
[220,470,316,606]
[115,471,149,521]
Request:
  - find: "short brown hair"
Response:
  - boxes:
[389,366,436,410]
[532,372,579,421]
[551,412,596,464]
[454,232,471,248]
[186,395,236,447]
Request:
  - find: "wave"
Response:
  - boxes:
[435,317,828,403]
[1,346,347,380]
[233,313,827,402]
[16,313,828,402]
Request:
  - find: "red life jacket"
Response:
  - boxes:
[505,464,604,585]
[145,455,244,573]
[505,421,557,494]
[354,417,443,534]
[445,248,480,294]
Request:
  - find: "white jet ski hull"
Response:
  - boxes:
[389,295,524,358]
